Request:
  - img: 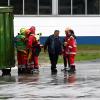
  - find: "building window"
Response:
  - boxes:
[73,0,85,15]
[58,0,71,15]
[39,0,52,15]
[10,0,23,14]
[24,0,52,15]
[0,0,8,6]
[5,0,100,15]
[25,0,37,14]
[87,0,99,14]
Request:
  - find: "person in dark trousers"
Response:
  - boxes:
[63,28,77,73]
[62,37,70,71]
[44,30,62,73]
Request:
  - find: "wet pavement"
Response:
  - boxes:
[0,61,100,100]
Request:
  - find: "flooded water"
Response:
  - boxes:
[0,61,100,100]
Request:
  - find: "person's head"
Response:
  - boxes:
[25,29,31,38]
[54,30,60,37]
[20,28,26,35]
[29,26,36,34]
[69,29,76,39]
[65,28,71,37]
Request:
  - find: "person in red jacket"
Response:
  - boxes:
[63,28,77,73]
[15,28,27,74]
[27,26,41,73]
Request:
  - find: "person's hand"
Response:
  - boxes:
[62,49,64,53]
[40,44,44,48]
[23,50,27,54]
[64,42,67,46]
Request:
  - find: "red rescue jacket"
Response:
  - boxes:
[27,34,41,56]
[27,34,37,49]
[64,36,77,55]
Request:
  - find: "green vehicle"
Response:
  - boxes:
[0,7,15,75]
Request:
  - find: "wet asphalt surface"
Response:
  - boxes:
[0,61,100,100]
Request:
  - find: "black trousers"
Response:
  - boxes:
[49,53,59,71]
[63,55,70,68]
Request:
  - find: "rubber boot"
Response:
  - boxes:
[69,65,76,73]
[2,69,11,76]
[51,66,57,74]
[33,67,39,74]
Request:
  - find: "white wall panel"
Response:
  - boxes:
[14,16,100,36]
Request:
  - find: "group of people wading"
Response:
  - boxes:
[15,26,77,74]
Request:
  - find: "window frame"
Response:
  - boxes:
[5,0,100,16]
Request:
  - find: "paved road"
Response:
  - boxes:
[0,61,100,100]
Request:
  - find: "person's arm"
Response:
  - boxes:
[44,36,50,52]
[59,38,63,55]
[68,36,75,50]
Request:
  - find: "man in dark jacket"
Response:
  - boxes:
[44,30,62,73]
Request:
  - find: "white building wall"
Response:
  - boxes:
[14,16,100,36]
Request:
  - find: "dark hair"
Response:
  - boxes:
[69,29,76,39]
[54,30,59,33]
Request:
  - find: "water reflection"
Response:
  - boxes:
[51,73,58,85]
[0,76,16,84]
[50,71,76,85]
[0,69,77,86]
[64,72,76,85]
[1,63,100,99]
[18,73,39,84]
